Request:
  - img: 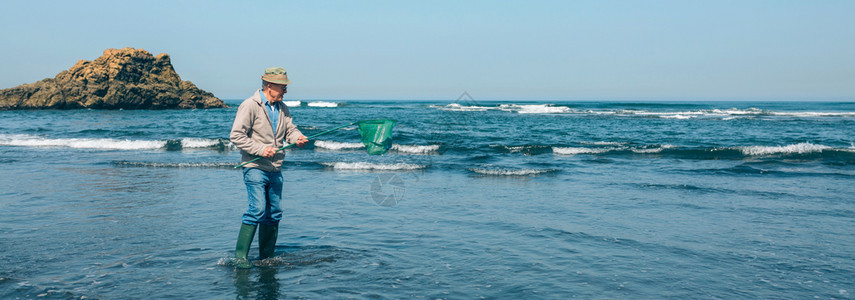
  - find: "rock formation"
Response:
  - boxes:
[0,48,227,109]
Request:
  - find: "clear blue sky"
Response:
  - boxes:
[1,1,853,101]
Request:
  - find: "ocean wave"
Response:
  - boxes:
[491,144,553,155]
[580,141,626,146]
[0,134,230,151]
[0,134,166,150]
[314,140,364,150]
[180,138,222,148]
[631,145,676,153]
[738,142,832,156]
[433,103,573,114]
[600,108,855,119]
[432,103,492,111]
[429,104,855,119]
[391,144,440,154]
[552,147,611,155]
[314,140,440,154]
[283,100,302,107]
[112,161,236,168]
[659,114,696,119]
[468,167,558,176]
[770,111,855,117]
[320,162,426,170]
[307,101,340,108]
[498,104,573,114]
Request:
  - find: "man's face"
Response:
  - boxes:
[265,83,287,102]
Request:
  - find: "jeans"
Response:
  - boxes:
[241,167,283,226]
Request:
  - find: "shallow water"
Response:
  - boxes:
[1,100,854,298]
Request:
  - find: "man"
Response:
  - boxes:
[230,67,308,268]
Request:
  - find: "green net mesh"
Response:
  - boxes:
[357,119,397,155]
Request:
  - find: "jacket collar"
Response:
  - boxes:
[250,89,282,109]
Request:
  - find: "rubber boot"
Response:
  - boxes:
[234,223,257,268]
[258,224,279,260]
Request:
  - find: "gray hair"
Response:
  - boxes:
[261,80,270,91]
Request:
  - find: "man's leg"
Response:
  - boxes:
[235,168,268,268]
[258,170,283,259]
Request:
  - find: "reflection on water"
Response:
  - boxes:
[233,268,280,299]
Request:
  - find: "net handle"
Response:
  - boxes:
[234,121,357,168]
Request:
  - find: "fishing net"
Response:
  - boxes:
[357,119,397,155]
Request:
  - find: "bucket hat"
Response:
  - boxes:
[261,67,291,85]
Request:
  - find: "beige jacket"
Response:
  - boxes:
[230,90,303,172]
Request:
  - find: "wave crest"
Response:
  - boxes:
[739,143,832,156]
[392,144,440,154]
[314,140,364,150]
[499,104,572,114]
[320,162,426,170]
[307,101,340,108]
[0,134,166,150]
[112,161,236,168]
[552,147,611,155]
[283,100,302,107]
[468,167,557,176]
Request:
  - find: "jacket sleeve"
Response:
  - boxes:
[282,107,304,144]
[230,102,266,156]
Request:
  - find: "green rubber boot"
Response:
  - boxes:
[234,223,257,269]
[258,224,279,260]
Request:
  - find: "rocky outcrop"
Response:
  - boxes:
[0,48,227,109]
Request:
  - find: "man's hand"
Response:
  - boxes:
[262,146,278,158]
[295,136,309,148]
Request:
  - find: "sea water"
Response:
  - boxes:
[1,100,853,298]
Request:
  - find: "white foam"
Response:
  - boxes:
[307,101,339,107]
[180,138,220,148]
[391,144,440,154]
[114,161,235,168]
[712,108,765,115]
[313,140,364,150]
[505,146,527,153]
[282,100,302,107]
[659,114,696,119]
[611,108,855,119]
[771,111,855,117]
[552,147,610,155]
[499,104,572,114]
[739,142,832,156]
[0,134,165,150]
[580,141,626,146]
[468,167,555,176]
[631,145,675,153]
[434,103,491,111]
[320,162,425,170]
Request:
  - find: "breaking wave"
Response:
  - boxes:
[552,147,612,155]
[468,167,558,176]
[307,101,340,108]
[112,161,236,168]
[320,162,426,170]
[0,134,231,151]
[498,104,573,114]
[0,134,166,150]
[283,100,302,107]
[739,142,832,156]
[549,143,846,158]
[432,103,492,111]
[314,140,364,150]
[392,144,440,154]
[313,140,440,154]
[429,104,855,119]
